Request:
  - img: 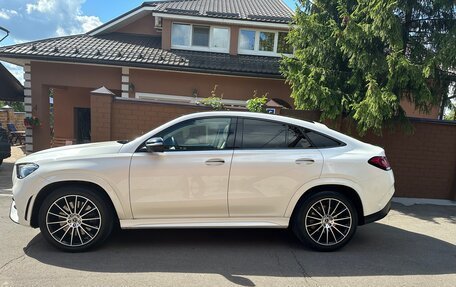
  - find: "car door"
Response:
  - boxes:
[129,117,236,219]
[228,118,323,217]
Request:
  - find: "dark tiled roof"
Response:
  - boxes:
[0,33,282,78]
[149,0,293,23]
[0,63,23,102]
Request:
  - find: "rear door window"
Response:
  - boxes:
[240,118,312,149]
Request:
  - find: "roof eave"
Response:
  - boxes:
[0,53,284,80]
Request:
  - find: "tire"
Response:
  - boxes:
[38,185,114,252]
[292,191,358,251]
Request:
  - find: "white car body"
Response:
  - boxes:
[10,111,394,250]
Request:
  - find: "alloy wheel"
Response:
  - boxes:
[304,198,352,246]
[45,195,102,247]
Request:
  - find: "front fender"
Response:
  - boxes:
[284,177,364,218]
[40,173,131,220]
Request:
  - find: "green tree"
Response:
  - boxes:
[281,0,456,134]
[0,101,24,112]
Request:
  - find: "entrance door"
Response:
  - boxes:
[74,108,91,144]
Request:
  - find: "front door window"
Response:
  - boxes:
[155,117,233,151]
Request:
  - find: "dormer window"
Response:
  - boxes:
[239,29,292,56]
[171,23,230,53]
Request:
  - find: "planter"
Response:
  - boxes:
[24,116,40,128]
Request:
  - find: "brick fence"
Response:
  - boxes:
[91,95,456,200]
[361,119,456,200]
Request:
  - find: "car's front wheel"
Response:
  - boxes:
[292,191,358,251]
[38,186,114,252]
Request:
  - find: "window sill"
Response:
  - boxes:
[171,45,229,54]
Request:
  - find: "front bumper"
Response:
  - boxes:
[10,172,48,227]
[10,199,19,224]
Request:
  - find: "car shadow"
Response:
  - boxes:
[25,222,456,286]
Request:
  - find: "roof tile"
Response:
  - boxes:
[150,0,293,23]
[0,33,282,77]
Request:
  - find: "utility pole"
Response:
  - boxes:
[0,27,9,43]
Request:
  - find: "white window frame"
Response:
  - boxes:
[171,22,230,53]
[238,29,292,57]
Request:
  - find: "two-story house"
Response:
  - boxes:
[0,0,297,152]
[0,0,439,152]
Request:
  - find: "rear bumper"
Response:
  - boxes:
[363,196,392,225]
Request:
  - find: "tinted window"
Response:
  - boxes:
[306,130,341,148]
[156,117,232,151]
[242,119,312,149]
[288,126,312,148]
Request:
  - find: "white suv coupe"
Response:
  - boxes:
[10,112,394,252]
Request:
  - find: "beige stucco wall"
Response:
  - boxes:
[28,61,291,151]
[116,13,161,36]
[400,98,440,119]
[30,61,122,151]
[53,87,92,140]
[129,68,292,105]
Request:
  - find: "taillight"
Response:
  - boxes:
[368,156,391,171]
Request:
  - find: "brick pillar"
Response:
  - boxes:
[23,62,33,153]
[90,87,115,142]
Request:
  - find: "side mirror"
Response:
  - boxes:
[145,137,164,153]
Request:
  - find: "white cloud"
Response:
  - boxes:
[0,0,102,42]
[0,9,18,20]
[26,0,55,14]
[77,15,103,33]
[0,0,102,82]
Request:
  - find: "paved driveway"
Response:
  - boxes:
[0,147,455,287]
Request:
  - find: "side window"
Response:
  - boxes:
[305,130,342,148]
[287,126,312,148]
[241,119,312,149]
[155,117,233,151]
[242,119,287,149]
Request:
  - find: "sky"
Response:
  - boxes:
[0,0,297,83]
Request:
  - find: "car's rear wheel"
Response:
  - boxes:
[38,186,114,252]
[292,191,358,251]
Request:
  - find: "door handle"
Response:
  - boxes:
[205,158,225,166]
[295,158,315,165]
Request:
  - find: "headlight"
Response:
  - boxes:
[16,163,39,179]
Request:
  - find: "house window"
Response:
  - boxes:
[239,30,256,50]
[171,23,230,53]
[259,32,275,52]
[238,29,293,56]
[277,32,293,54]
[211,27,229,49]
[192,26,210,47]
[171,23,191,46]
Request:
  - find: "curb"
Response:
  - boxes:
[393,197,456,207]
